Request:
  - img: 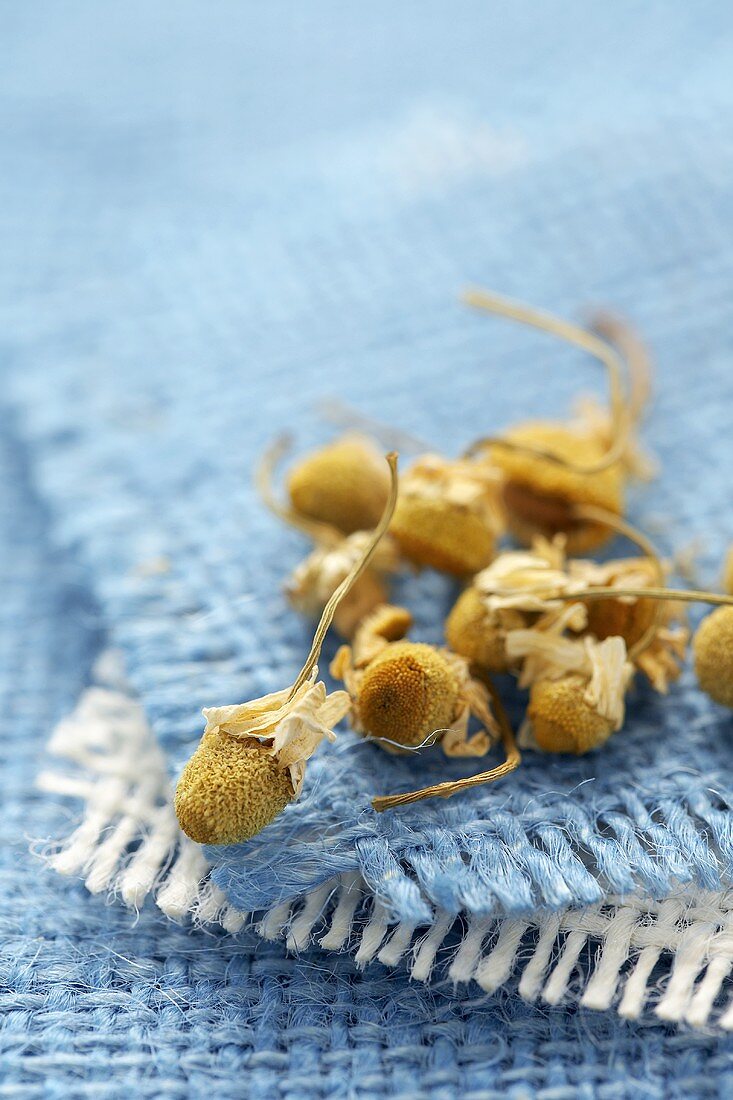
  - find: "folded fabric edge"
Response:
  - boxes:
[36,648,733,1029]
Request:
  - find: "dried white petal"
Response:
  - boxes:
[473,539,587,613]
[201,671,349,790]
[506,627,589,689]
[583,637,633,728]
[287,532,398,617]
[505,619,633,727]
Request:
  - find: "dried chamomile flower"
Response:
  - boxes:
[527,674,618,755]
[356,642,461,752]
[574,556,688,693]
[287,433,391,535]
[331,604,522,811]
[258,436,399,637]
[463,290,653,553]
[389,453,503,576]
[518,634,634,754]
[445,536,579,672]
[694,606,733,709]
[286,530,400,638]
[724,548,733,597]
[489,420,625,553]
[547,583,733,708]
[459,511,686,695]
[175,678,351,844]
[445,586,526,673]
[175,452,399,845]
[331,604,498,758]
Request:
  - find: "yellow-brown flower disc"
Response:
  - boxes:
[390,495,495,576]
[357,641,458,750]
[445,587,525,672]
[492,421,624,553]
[693,606,733,709]
[528,676,616,755]
[175,733,294,845]
[724,548,733,597]
[287,436,390,535]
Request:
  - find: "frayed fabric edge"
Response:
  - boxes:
[37,650,733,1028]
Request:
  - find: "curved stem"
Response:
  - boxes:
[288,453,399,698]
[371,674,520,812]
[590,311,652,427]
[462,288,630,474]
[256,435,344,547]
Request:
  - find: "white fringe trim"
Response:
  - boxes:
[38,650,733,1027]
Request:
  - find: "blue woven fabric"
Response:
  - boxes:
[3,405,733,1099]
[5,34,733,921]
[5,4,733,1092]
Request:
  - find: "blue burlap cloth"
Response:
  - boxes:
[4,3,733,1091]
[2,400,733,1100]
[6,110,733,922]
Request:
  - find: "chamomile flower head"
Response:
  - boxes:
[459,523,685,695]
[175,733,295,845]
[389,454,502,576]
[694,606,733,709]
[287,433,391,535]
[331,605,498,759]
[462,291,653,555]
[175,675,350,845]
[357,642,459,751]
[519,635,633,755]
[492,420,624,553]
[527,675,617,755]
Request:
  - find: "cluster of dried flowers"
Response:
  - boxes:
[175,290,733,846]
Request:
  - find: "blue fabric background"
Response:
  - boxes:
[4,3,733,1093]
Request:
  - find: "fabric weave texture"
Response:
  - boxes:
[5,2,733,1093]
[3,411,733,1095]
[6,115,733,924]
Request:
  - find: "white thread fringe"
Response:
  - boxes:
[39,651,733,1028]
[37,650,245,930]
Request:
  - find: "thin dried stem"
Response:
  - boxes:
[371,675,520,812]
[590,311,652,427]
[289,453,399,698]
[548,587,733,609]
[462,288,629,474]
[256,435,344,547]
